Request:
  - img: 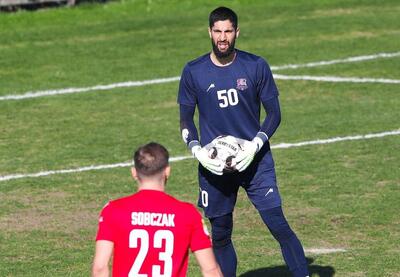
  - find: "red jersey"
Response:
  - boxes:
[96,189,211,277]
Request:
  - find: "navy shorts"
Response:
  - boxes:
[197,146,282,218]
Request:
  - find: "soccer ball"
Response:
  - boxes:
[205,135,244,172]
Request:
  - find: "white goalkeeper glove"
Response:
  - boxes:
[234,134,266,172]
[192,145,224,175]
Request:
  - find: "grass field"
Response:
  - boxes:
[1,0,399,276]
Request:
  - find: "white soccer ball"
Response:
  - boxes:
[205,135,244,172]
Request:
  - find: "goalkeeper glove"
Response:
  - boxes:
[192,145,224,175]
[234,134,266,172]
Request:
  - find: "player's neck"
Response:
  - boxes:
[210,50,236,66]
[138,182,165,192]
[137,177,166,192]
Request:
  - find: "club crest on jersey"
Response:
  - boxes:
[236,78,248,91]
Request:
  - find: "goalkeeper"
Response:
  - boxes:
[177,6,309,277]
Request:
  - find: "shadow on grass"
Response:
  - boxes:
[240,258,335,277]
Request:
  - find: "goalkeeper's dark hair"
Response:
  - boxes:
[209,6,238,30]
[133,142,169,177]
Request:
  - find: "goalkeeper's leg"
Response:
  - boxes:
[210,213,237,277]
[259,206,309,277]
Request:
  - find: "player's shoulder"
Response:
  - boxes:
[163,193,200,214]
[237,49,270,66]
[185,53,211,70]
[164,193,196,207]
[102,193,135,209]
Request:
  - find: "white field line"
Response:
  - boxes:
[305,248,347,254]
[274,74,400,84]
[271,129,400,149]
[1,129,399,183]
[0,156,192,182]
[1,51,399,101]
[0,76,181,101]
[270,51,400,70]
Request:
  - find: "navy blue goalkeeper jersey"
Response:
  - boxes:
[178,49,279,146]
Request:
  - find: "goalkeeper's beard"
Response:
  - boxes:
[211,38,236,58]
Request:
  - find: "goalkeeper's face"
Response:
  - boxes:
[209,20,239,58]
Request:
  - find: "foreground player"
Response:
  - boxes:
[178,7,309,277]
[92,142,222,277]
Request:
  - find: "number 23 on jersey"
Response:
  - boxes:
[129,229,174,277]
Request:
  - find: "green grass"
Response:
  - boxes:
[1,0,399,276]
